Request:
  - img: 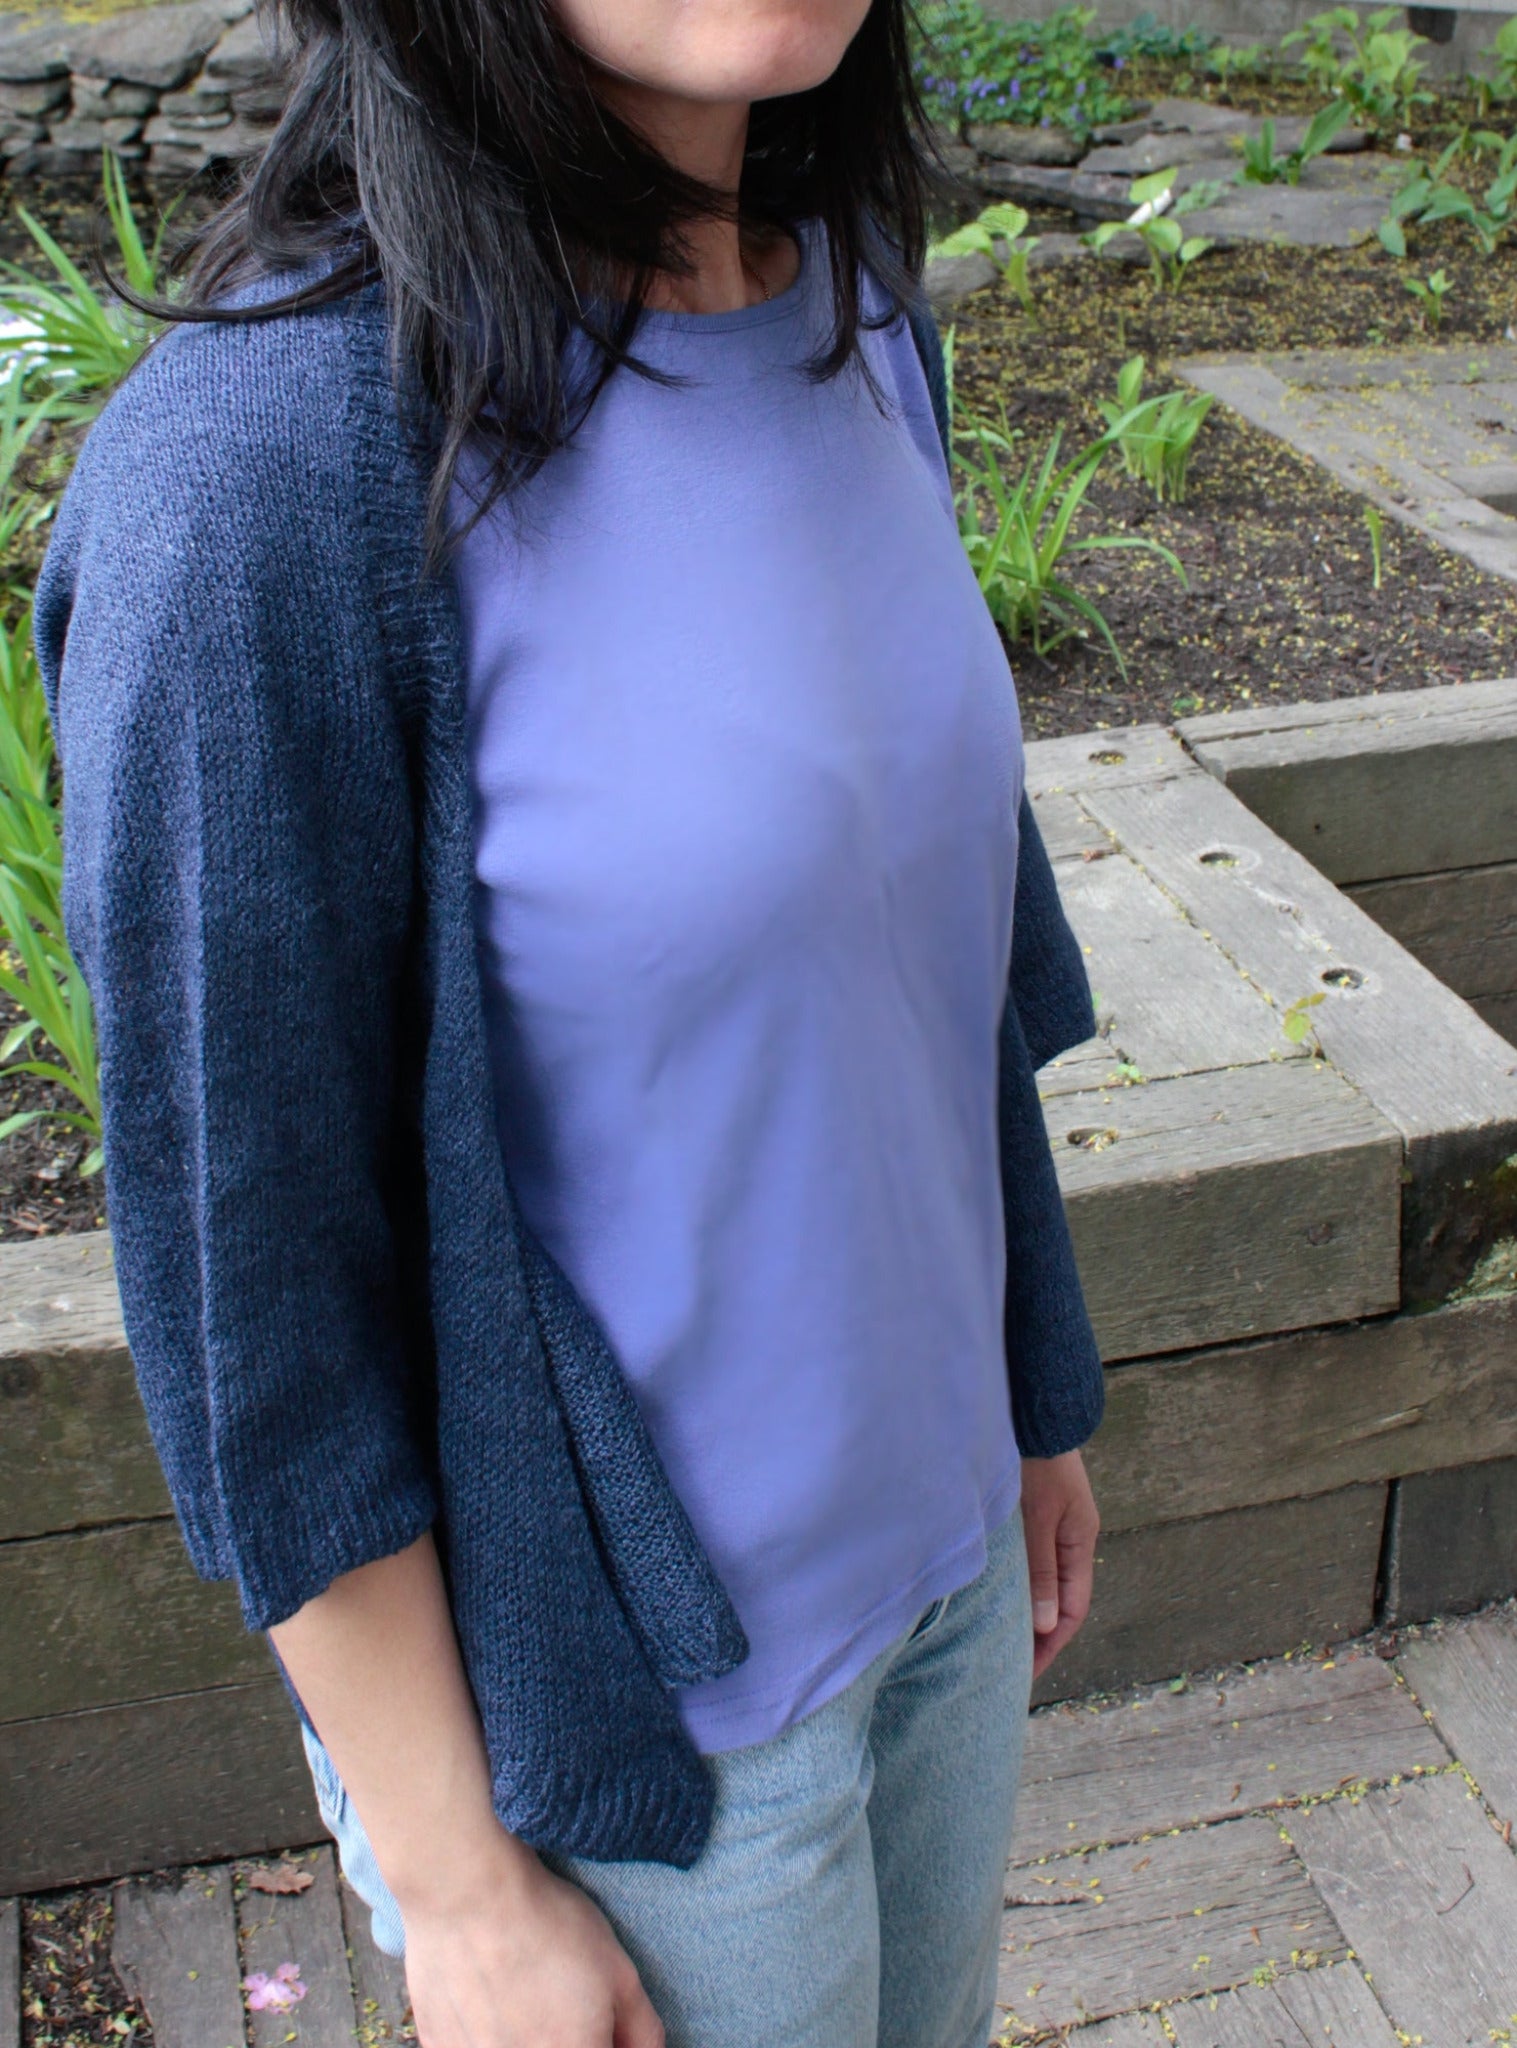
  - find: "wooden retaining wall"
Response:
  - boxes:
[3,678,1516,1892]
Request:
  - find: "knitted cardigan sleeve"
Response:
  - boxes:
[33,311,440,1629]
[903,287,1107,1458]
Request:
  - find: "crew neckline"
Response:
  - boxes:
[617,218,813,336]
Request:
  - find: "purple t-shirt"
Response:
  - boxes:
[452,218,1024,1753]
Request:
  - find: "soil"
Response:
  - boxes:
[3,83,1517,1235]
[948,219,1517,741]
[20,1888,151,2047]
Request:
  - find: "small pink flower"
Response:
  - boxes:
[242,1962,308,2013]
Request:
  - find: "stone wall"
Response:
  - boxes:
[0,2,280,183]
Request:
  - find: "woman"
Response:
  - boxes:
[36,2,1104,2043]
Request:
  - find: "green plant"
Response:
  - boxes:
[1380,131,1517,255]
[1206,41,1270,83]
[0,151,170,423]
[1281,6,1430,133]
[1097,355,1214,504]
[1094,12,1216,64]
[0,361,64,591]
[929,202,1041,313]
[0,150,167,1179]
[1362,502,1385,588]
[1404,266,1452,327]
[946,351,1187,673]
[1281,989,1327,1053]
[0,604,102,1174]
[1087,168,1215,289]
[911,0,1130,136]
[1238,99,1355,186]
[1477,16,1517,113]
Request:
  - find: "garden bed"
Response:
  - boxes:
[946,227,1517,738]
[4,19,1517,1223]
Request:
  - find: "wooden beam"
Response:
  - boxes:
[1383,1455,1517,1622]
[237,1846,356,2048]
[1086,1294,1517,1533]
[1176,676,1517,884]
[1345,861,1517,1010]
[1284,1771,1517,2042]
[1052,1058,1402,1361]
[0,1521,273,1724]
[1025,722,1197,797]
[111,1865,245,2048]
[1080,765,1517,1306]
[0,1678,322,1895]
[1012,1650,1447,1866]
[0,1898,17,2048]
[1054,850,1312,1084]
[0,1233,161,1544]
[340,1878,414,2044]
[1396,1609,1517,1833]
[996,1815,1345,2037]
[1030,1485,1388,1706]
[1165,1962,1403,2047]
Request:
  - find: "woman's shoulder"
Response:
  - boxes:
[70,272,400,524]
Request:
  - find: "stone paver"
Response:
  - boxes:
[1179,342,1517,586]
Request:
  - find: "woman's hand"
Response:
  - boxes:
[267,1533,664,2046]
[398,1834,664,2048]
[1019,1450,1099,1679]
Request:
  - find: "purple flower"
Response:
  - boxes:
[243,1965,308,2015]
[1075,78,1086,95]
[1010,77,1021,97]
[1113,54,1126,68]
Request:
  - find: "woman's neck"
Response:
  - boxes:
[586,69,799,315]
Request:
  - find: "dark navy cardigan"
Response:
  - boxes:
[33,275,1104,1869]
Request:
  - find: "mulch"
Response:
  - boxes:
[3,90,1517,1238]
[19,1889,151,2047]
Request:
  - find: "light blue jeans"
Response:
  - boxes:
[301,1497,1033,2048]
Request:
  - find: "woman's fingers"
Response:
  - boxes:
[1020,1450,1100,1678]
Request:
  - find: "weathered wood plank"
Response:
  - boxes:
[1066,2012,1169,2046]
[237,1845,357,2048]
[1025,723,1198,796]
[1012,1649,1446,1866]
[1396,1607,1517,1830]
[1163,1960,1403,2047]
[1032,787,1114,865]
[340,1875,414,2044]
[0,1232,160,1544]
[111,1865,244,2048]
[1087,1294,1517,1534]
[1480,989,1517,1049]
[0,1678,323,1894]
[1176,675,1517,884]
[1055,851,1309,1083]
[1031,1486,1387,1708]
[996,1816,1345,2038]
[1081,765,1517,1307]
[0,1898,17,2048]
[1346,862,1517,1009]
[0,1231,121,1351]
[1053,1059,1402,1361]
[1383,1456,1517,1623]
[1283,1770,1517,2045]
[0,1349,167,1544]
[0,1521,274,1723]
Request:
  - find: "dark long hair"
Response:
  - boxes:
[151,0,950,556]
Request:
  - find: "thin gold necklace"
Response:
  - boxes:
[741,245,774,305]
